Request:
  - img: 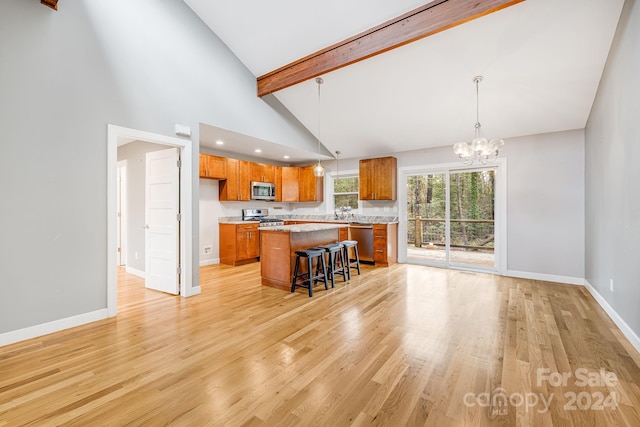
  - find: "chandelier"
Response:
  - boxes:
[453,76,504,165]
[313,77,325,177]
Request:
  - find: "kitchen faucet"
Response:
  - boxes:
[335,206,352,220]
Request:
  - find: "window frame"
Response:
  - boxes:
[328,169,361,214]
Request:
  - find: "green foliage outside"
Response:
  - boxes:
[334,176,359,209]
[407,171,495,249]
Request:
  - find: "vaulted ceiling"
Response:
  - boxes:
[186,0,624,161]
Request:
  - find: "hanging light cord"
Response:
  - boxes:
[316,77,323,161]
[474,76,482,139]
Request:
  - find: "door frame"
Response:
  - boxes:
[116,160,128,266]
[107,124,194,317]
[398,158,507,275]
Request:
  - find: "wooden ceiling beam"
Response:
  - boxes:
[41,0,58,10]
[257,0,524,97]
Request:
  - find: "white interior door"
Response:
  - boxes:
[145,147,180,294]
[116,167,122,266]
[116,160,127,266]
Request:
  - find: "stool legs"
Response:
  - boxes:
[340,241,361,279]
[317,243,348,287]
[291,249,328,297]
[351,244,361,275]
[291,255,301,293]
[319,254,328,290]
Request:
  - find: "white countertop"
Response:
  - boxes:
[259,223,347,233]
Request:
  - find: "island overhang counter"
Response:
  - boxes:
[259,223,348,290]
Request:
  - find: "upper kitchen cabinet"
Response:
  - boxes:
[359,156,397,201]
[281,167,299,202]
[251,162,276,183]
[299,166,324,202]
[274,166,282,202]
[220,158,251,201]
[199,154,227,179]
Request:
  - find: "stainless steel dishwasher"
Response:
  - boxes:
[348,223,374,262]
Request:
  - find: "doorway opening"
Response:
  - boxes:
[399,159,506,274]
[107,125,194,317]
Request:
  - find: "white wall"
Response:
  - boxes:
[502,130,585,280]
[585,0,640,339]
[0,0,319,338]
[199,179,222,265]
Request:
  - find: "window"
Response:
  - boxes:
[333,174,359,210]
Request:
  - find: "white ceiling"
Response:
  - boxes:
[199,124,328,164]
[186,0,624,161]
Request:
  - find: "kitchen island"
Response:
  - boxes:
[259,223,348,291]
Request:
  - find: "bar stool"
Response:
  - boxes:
[318,243,347,286]
[340,240,361,279]
[291,248,328,297]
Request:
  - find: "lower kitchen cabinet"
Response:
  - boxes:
[219,223,260,266]
[373,223,398,266]
[339,225,348,241]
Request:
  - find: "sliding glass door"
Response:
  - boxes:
[448,170,495,269]
[404,167,497,272]
[406,172,448,266]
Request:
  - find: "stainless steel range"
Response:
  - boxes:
[242,208,284,227]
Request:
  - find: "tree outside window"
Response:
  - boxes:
[333,175,359,210]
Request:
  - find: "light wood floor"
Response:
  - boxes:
[1,264,640,426]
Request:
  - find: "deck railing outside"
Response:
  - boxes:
[407,217,494,251]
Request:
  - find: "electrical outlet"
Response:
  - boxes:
[610,279,614,292]
[203,245,212,255]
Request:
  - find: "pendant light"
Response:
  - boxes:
[313,77,325,177]
[453,76,504,165]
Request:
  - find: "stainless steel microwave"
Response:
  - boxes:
[251,181,276,201]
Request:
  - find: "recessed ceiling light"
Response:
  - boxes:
[255,149,262,153]
[283,155,290,159]
[215,140,224,145]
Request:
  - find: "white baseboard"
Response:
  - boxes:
[199,258,220,267]
[191,286,202,296]
[0,309,108,347]
[583,280,640,354]
[125,266,145,278]
[505,270,584,286]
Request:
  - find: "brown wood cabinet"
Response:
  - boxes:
[373,223,398,266]
[298,166,324,202]
[203,153,324,204]
[220,158,251,201]
[274,166,282,202]
[260,227,342,290]
[219,223,260,266]
[359,156,397,201]
[339,225,349,241]
[251,162,276,183]
[281,167,299,202]
[199,154,227,179]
